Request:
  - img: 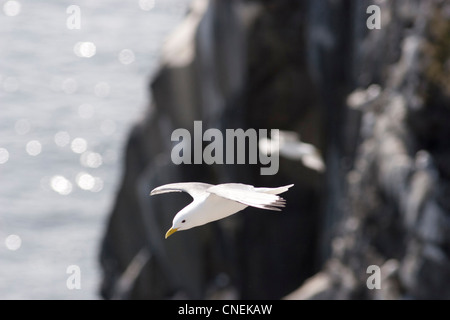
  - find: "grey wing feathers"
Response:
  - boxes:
[207,183,287,211]
[150,182,213,199]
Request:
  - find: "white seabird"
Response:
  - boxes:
[150,182,294,238]
[259,130,326,172]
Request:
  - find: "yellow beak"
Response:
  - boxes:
[165,227,179,239]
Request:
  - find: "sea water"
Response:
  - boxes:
[0,0,190,299]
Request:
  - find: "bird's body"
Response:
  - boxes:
[150,182,293,238]
[177,193,247,227]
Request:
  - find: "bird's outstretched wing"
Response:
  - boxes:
[207,183,291,211]
[150,182,213,199]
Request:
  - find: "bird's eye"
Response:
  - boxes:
[182,220,186,223]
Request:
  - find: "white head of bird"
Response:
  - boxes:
[150,182,294,238]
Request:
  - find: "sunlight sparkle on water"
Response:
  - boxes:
[139,0,155,11]
[5,234,22,251]
[118,49,135,65]
[26,140,42,156]
[76,172,94,190]
[0,148,9,164]
[91,177,104,192]
[50,175,73,195]
[80,151,103,168]
[54,131,71,147]
[3,1,21,17]
[76,172,104,192]
[74,42,97,58]
[71,138,87,154]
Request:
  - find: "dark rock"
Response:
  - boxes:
[100,0,450,299]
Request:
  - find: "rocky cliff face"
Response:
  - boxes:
[99,0,450,299]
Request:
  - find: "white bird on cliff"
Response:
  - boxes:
[259,130,325,172]
[150,182,294,238]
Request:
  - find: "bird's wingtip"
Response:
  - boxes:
[149,185,184,196]
[149,186,163,196]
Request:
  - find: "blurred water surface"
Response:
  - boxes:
[0,0,190,299]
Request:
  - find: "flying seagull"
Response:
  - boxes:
[150,182,294,238]
[259,130,325,172]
